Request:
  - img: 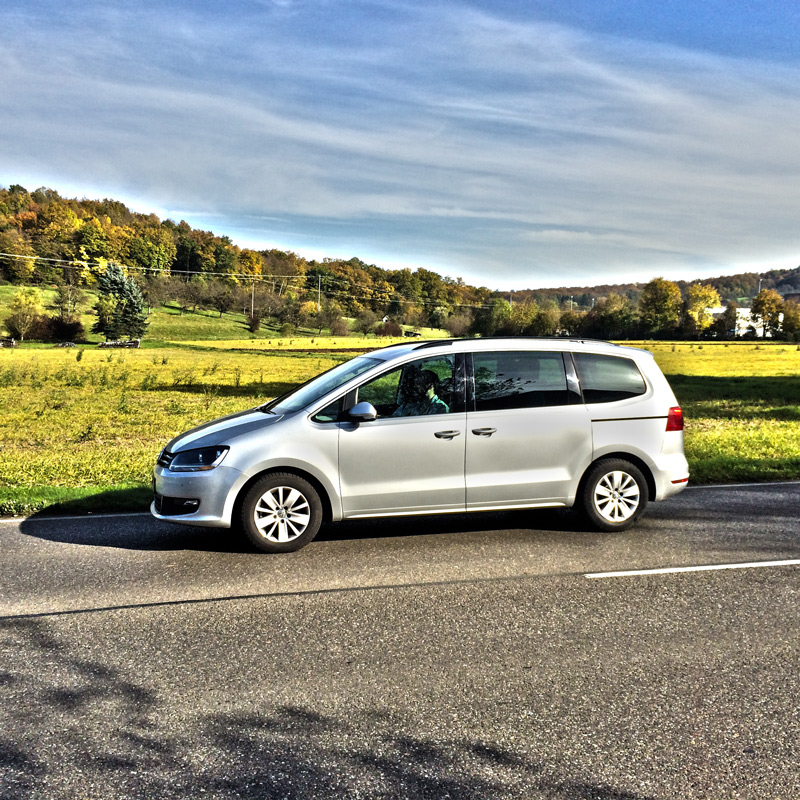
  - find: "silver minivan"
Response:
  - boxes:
[152,338,689,552]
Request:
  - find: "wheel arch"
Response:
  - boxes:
[232,467,335,528]
[578,452,656,502]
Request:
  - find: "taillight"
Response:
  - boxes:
[666,406,684,432]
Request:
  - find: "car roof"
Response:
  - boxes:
[371,337,651,361]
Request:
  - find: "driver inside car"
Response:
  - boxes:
[392,368,449,417]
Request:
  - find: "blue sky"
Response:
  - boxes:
[2,0,800,290]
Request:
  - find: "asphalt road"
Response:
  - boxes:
[1,483,799,799]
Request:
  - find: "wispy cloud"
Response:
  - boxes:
[2,0,799,287]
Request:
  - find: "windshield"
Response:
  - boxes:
[262,356,382,413]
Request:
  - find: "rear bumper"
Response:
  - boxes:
[652,452,690,501]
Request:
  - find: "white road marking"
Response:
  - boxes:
[687,480,800,489]
[586,559,800,579]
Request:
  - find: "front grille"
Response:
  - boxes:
[157,450,175,468]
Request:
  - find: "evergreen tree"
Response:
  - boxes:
[91,263,149,340]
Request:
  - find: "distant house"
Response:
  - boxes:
[707,306,783,338]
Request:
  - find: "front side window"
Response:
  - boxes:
[357,355,456,418]
[472,351,569,411]
[572,353,646,403]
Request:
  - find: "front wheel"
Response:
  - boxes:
[240,473,323,553]
[580,459,648,532]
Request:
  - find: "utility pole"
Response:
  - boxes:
[318,274,321,311]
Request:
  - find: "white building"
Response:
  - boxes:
[707,306,782,337]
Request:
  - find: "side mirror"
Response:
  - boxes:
[347,401,378,422]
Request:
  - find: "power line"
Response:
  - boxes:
[0,252,497,311]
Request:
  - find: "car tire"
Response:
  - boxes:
[240,473,323,553]
[580,459,648,532]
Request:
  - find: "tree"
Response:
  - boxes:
[685,283,721,332]
[560,309,583,336]
[126,224,176,276]
[314,301,345,334]
[247,286,285,331]
[329,317,350,336]
[710,301,739,339]
[298,300,319,329]
[137,275,172,313]
[0,230,36,281]
[506,302,538,335]
[580,294,637,339]
[354,310,379,335]
[44,313,86,343]
[528,302,561,336]
[638,278,682,337]
[751,289,783,337]
[91,263,149,340]
[375,319,402,336]
[115,277,149,339]
[92,295,117,337]
[780,300,800,340]
[443,313,472,338]
[204,280,237,318]
[4,287,43,340]
[53,281,88,316]
[470,298,510,337]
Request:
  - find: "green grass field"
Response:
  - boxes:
[639,342,800,484]
[1,300,798,515]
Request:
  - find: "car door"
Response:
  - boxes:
[465,350,592,509]
[338,354,467,517]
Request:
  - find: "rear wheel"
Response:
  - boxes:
[240,473,323,553]
[580,459,648,531]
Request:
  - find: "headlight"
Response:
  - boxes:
[168,446,229,472]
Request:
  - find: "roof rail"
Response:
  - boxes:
[467,335,619,345]
[418,336,619,347]
[377,336,620,352]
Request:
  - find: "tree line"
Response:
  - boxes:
[2,183,799,341]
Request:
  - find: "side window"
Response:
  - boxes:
[572,353,646,403]
[310,397,343,423]
[472,351,569,411]
[357,356,455,418]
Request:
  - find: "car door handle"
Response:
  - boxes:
[434,430,461,440]
[471,427,497,437]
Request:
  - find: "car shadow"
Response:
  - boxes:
[317,507,591,542]
[17,506,593,553]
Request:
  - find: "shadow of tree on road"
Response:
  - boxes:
[0,617,653,800]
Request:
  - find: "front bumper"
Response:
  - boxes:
[151,464,246,528]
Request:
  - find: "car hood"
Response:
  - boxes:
[166,408,285,453]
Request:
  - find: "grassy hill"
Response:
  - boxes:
[0,284,447,346]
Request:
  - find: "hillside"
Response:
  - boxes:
[2,183,798,322]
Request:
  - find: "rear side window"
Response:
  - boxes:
[573,353,646,403]
[472,351,569,411]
